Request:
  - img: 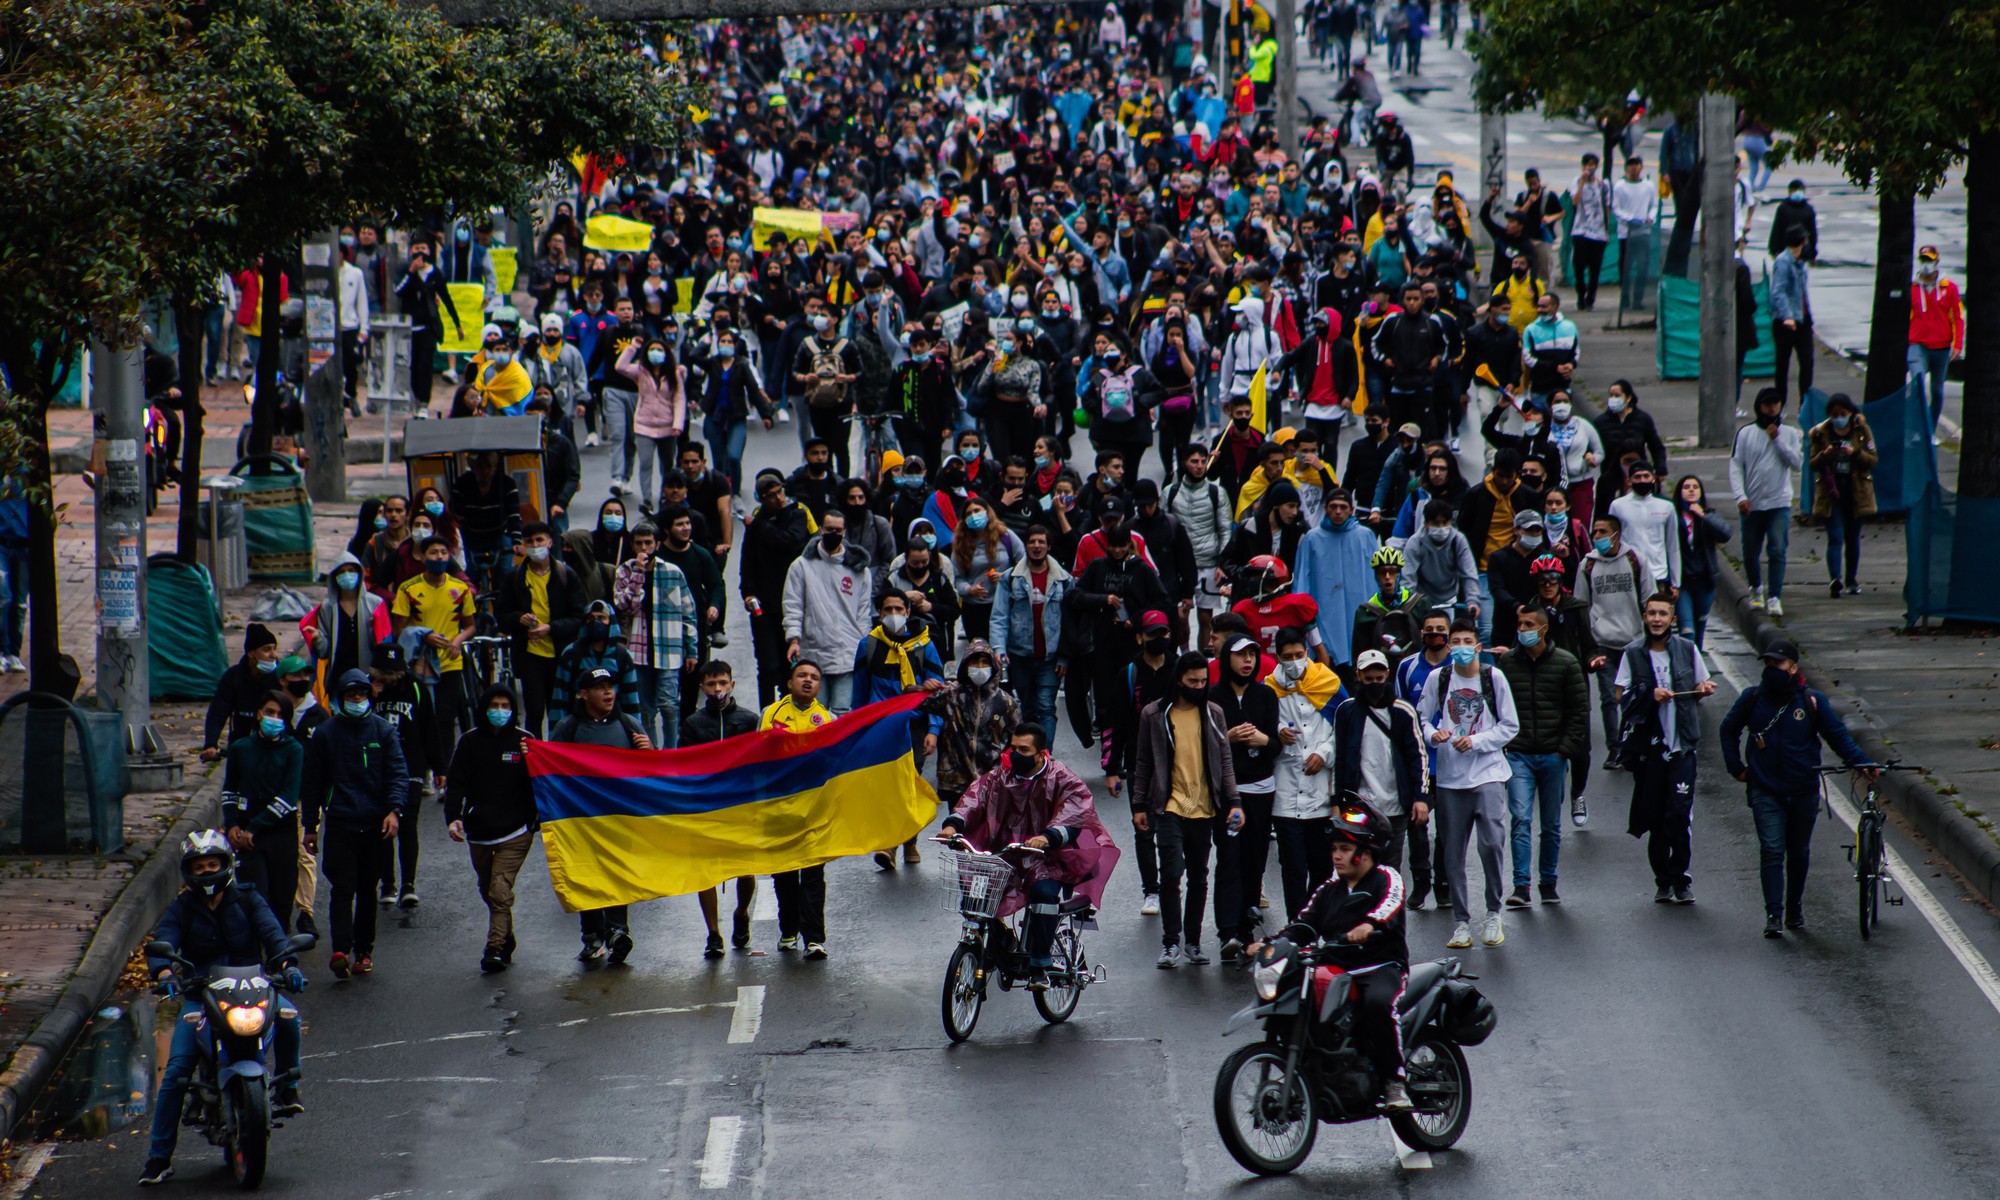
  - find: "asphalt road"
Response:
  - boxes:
[26,413,2000,1198]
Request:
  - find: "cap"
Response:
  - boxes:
[754,470,786,494]
[1397,422,1423,440]
[1140,610,1171,633]
[1100,496,1130,519]
[540,312,563,334]
[1759,639,1801,663]
[581,667,618,688]
[481,322,504,343]
[1131,478,1160,504]
[275,654,311,676]
[1224,634,1260,657]
[373,641,407,670]
[1355,649,1390,671]
[1514,510,1545,529]
[1918,244,1940,261]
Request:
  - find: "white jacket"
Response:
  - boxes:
[1270,688,1336,820]
[338,262,370,332]
[781,539,875,674]
[1221,301,1282,400]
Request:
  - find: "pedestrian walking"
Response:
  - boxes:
[1728,387,1804,617]
[1770,230,1814,403]
[300,670,410,979]
[1809,394,1877,597]
[551,668,654,965]
[1415,620,1520,949]
[1907,246,1964,435]
[1132,651,1244,970]
[763,660,837,960]
[1614,594,1716,904]
[1497,606,1588,908]
[1575,514,1654,769]
[443,683,537,973]
[679,661,763,959]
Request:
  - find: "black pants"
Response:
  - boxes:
[1305,416,1344,465]
[1064,662,1096,749]
[236,829,300,933]
[1572,237,1607,309]
[1133,820,1160,895]
[1273,815,1332,919]
[1157,812,1238,950]
[389,797,421,894]
[1233,791,1276,938]
[322,825,390,956]
[1388,388,1433,440]
[340,329,363,403]
[411,328,440,411]
[1156,406,1198,477]
[1404,810,1445,903]
[988,400,1039,466]
[1351,967,1407,1081]
[1664,173,1700,277]
[1771,320,1814,402]
[517,652,559,737]
[579,906,629,944]
[750,610,790,708]
[773,866,826,944]
[806,405,851,478]
[1633,753,1698,888]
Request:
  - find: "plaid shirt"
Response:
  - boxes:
[613,556,699,671]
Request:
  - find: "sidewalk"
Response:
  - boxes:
[1563,304,2000,903]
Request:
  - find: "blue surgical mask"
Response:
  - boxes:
[918,532,938,549]
[1034,454,1050,469]
[1593,536,1614,555]
[895,475,924,490]
[959,447,979,463]
[485,707,513,727]
[603,514,625,532]
[424,500,445,517]
[255,658,279,674]
[965,512,989,531]
[1449,646,1478,667]
[647,349,666,365]
[1516,629,1542,649]
[334,570,361,592]
[718,343,737,359]
[373,515,388,530]
[259,716,288,739]
[342,698,372,718]
[1831,415,1851,430]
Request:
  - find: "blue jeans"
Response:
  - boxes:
[0,542,26,656]
[704,412,750,495]
[1620,231,1655,313]
[1676,580,1716,647]
[1742,134,1771,191]
[202,306,226,379]
[1747,784,1817,918]
[634,663,680,748]
[1473,572,1494,643]
[149,997,301,1160]
[1740,507,1790,599]
[1014,658,1061,734]
[1908,344,1952,430]
[1505,752,1567,887]
[1025,877,1071,966]
[1825,502,1861,586]
[822,670,854,714]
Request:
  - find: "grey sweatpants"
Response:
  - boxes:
[1435,783,1508,923]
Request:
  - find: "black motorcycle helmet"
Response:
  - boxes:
[1329,796,1393,856]
[180,829,237,897]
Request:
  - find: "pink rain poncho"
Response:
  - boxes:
[948,757,1121,917]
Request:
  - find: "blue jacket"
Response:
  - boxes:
[1720,683,1868,795]
[1770,251,1810,324]
[148,884,290,976]
[851,625,947,736]
[1291,513,1380,664]
[990,556,1072,663]
[300,710,410,834]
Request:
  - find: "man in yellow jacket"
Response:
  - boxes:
[760,658,837,959]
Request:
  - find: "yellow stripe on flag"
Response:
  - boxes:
[438,283,486,354]
[491,246,518,296]
[584,213,655,254]
[1248,364,1268,435]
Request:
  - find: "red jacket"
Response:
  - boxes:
[1909,278,1963,352]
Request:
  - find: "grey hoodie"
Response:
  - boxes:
[781,536,876,673]
[308,551,387,672]
[1400,526,1478,608]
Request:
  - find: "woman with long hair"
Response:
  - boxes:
[950,497,1025,644]
[617,336,686,505]
[1672,475,1732,647]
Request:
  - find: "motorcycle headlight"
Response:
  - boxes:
[1252,959,1286,1002]
[224,1003,269,1037]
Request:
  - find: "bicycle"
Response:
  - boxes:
[1817,761,1920,939]
[934,837,1106,1043]
[844,410,897,485]
[462,634,516,696]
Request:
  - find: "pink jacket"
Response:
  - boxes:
[617,342,686,439]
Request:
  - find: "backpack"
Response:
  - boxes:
[1423,662,1499,730]
[1371,606,1420,659]
[806,338,850,407]
[1099,370,1137,422]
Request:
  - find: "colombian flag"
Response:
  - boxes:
[525,693,939,911]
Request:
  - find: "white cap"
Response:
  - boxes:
[480,322,503,343]
[540,312,563,334]
[1355,650,1390,671]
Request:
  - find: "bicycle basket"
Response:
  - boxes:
[940,847,1017,919]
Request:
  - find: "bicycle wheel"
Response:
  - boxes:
[1033,925,1083,1024]
[1856,815,1884,939]
[941,943,984,1043]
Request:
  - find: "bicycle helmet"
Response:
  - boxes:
[1370,546,1406,571]
[1529,554,1566,577]
[180,829,236,897]
[1244,554,1291,602]
[1329,798,1394,855]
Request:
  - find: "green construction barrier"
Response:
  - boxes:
[145,554,228,700]
[229,454,317,581]
[1653,274,1776,381]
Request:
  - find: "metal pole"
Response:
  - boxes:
[1696,90,1738,447]
[90,341,156,760]
[1275,0,1299,160]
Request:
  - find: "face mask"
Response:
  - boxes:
[255,658,279,674]
[1762,664,1797,699]
[1232,416,1251,431]
[259,716,288,739]
[1831,415,1851,431]
[1519,532,1544,551]
[1607,395,1627,414]
[959,447,979,463]
[1789,189,1805,201]
[587,621,610,642]
[602,514,625,532]
[647,349,666,365]
[1277,659,1307,684]
[1552,402,1572,421]
[340,234,357,248]
[411,525,433,541]
[965,511,989,531]
[424,500,445,517]
[917,532,937,549]
[1449,646,1478,667]
[707,690,733,711]
[895,475,924,491]
[335,570,361,591]
[526,546,550,564]
[1755,409,1780,428]
[1425,526,1451,543]
[489,350,512,365]
[1011,293,1029,311]
[374,515,389,530]
[1593,536,1615,555]
[821,531,843,553]
[1630,481,1655,497]
[455,228,471,244]
[1006,749,1043,778]
[811,314,831,331]
[1015,318,1036,334]
[1360,681,1393,707]
[342,698,372,718]
[1523,416,1543,431]
[718,342,738,358]
[425,558,448,576]
[284,679,312,698]
[485,707,513,727]
[1178,683,1209,705]
[881,612,907,634]
[967,665,993,686]
[1517,628,1542,649]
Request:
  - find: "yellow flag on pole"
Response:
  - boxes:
[1248,364,1269,435]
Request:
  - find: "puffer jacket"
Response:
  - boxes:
[1164,474,1231,569]
[617,342,687,439]
[1496,643,1589,758]
[781,537,875,672]
[989,555,1070,663]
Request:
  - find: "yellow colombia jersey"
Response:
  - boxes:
[760,695,836,732]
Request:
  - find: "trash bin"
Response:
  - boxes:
[194,497,248,593]
[0,693,126,854]
[146,555,228,701]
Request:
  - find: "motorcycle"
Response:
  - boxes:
[145,933,314,1189]
[1211,895,1495,1176]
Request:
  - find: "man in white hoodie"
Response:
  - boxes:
[1221,296,1282,426]
[1607,462,1679,594]
[1726,387,1804,616]
[782,510,875,713]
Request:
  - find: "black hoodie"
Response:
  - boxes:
[442,684,536,842]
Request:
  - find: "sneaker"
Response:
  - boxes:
[578,939,606,963]
[607,929,634,965]
[1446,922,1474,949]
[353,955,374,975]
[1786,911,1805,930]
[1603,755,1623,771]
[803,942,828,961]
[398,887,420,909]
[1767,596,1785,618]
[711,632,731,648]
[872,850,896,871]
[903,843,922,865]
[1447,437,1461,453]
[1480,914,1505,946]
[480,948,507,973]
[1655,886,1673,903]
[777,934,800,952]
[329,951,352,979]
[1408,890,1428,912]
[1539,882,1561,905]
[1505,886,1532,909]
[139,1157,176,1186]
[500,933,516,964]
[1764,914,1784,939]
[732,912,752,950]
[1025,969,1052,991]
[1156,944,1182,969]
[704,932,726,960]
[295,912,318,938]
[1,655,21,673]
[1672,885,1695,905]
[1749,589,1767,612]
[1434,883,1453,909]
[1380,1080,1415,1111]
[1220,938,1246,963]
[584,431,601,448]
[1845,582,1860,596]
[1140,893,1160,916]
[378,886,395,907]
[1183,942,1212,965]
[1572,796,1588,827]
[273,1086,304,1118]
[1830,578,1844,599]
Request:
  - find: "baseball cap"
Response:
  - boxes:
[581,667,618,689]
[1397,422,1423,440]
[1224,635,1260,657]
[275,654,311,677]
[1758,639,1801,663]
[1140,610,1171,633]
[1918,245,1940,262]
[1355,649,1390,671]
[1514,510,1544,529]
[1101,496,1130,519]
[372,641,407,671]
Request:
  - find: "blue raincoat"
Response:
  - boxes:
[1291,512,1381,665]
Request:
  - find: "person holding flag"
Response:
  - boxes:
[854,590,948,870]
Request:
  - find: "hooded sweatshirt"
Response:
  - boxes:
[1264,659,1341,820]
[781,535,875,673]
[923,642,1022,796]
[442,683,536,844]
[303,552,392,677]
[1291,509,1381,664]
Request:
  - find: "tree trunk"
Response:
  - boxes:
[174,299,207,560]
[23,400,64,694]
[248,255,281,460]
[1865,186,1915,404]
[1964,132,2000,499]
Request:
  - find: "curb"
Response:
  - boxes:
[0,773,223,1144]
[1710,557,2000,907]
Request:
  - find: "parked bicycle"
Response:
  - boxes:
[1819,761,1920,939]
[462,634,516,696]
[934,837,1105,1043]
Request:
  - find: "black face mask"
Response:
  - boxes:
[821,532,844,553]
[587,622,610,643]
[1144,635,1171,657]
[1232,416,1251,431]
[1761,665,1797,700]
[1179,683,1210,705]
[1755,409,1780,428]
[1360,681,1394,708]
[1005,749,1042,778]
[807,461,829,476]
[1630,481,1655,497]
[284,679,312,699]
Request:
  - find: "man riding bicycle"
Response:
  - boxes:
[1253,800,1414,1112]
[139,831,307,1186]
[938,723,1118,987]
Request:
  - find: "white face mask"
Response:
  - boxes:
[1607,395,1627,413]
[1552,402,1573,421]
[1278,658,1307,684]
[967,666,993,686]
[882,613,907,635]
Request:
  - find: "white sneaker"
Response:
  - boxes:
[1446,922,1474,949]
[1157,944,1181,969]
[584,431,601,448]
[1749,589,1766,612]
[1,655,20,673]
[1140,893,1160,916]
[776,408,792,424]
[1480,914,1505,946]
[1767,596,1785,618]
[1182,942,1211,965]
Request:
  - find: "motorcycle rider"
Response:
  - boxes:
[139,831,308,1186]
[1253,801,1414,1112]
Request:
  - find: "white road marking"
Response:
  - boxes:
[1407,131,1431,147]
[322,1076,501,1084]
[698,1115,745,1189]
[555,1003,711,1028]
[1388,1124,1433,1169]
[0,1142,54,1200]
[1709,642,2000,1018]
[728,985,766,1044]
[1442,130,1476,146]
[533,1156,646,1165]
[751,882,777,922]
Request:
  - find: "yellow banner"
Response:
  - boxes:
[752,206,827,250]
[584,213,655,254]
[675,277,695,314]
[439,283,486,354]
[491,246,518,296]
